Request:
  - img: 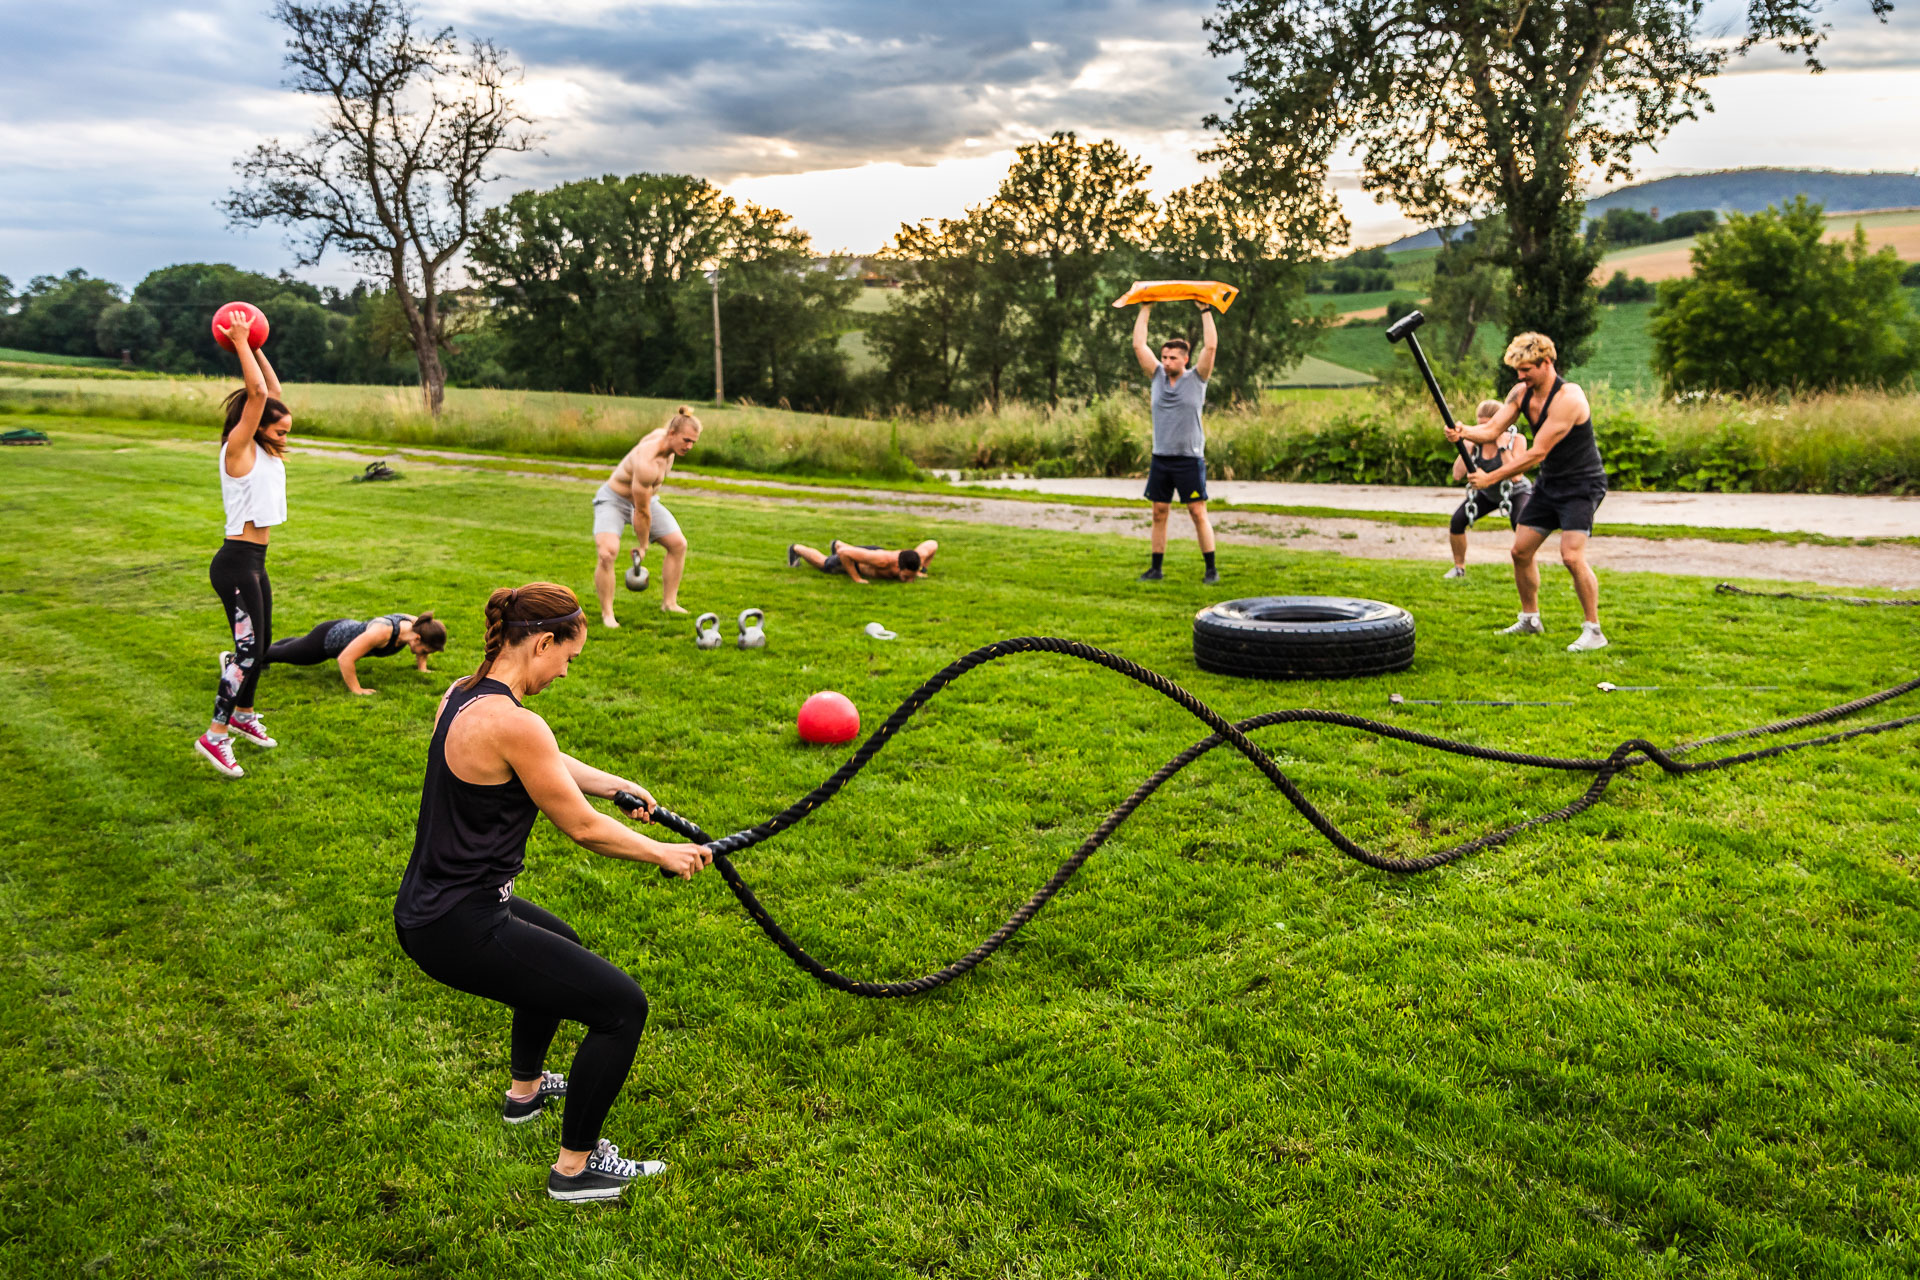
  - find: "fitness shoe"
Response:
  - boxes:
[1138,566,1164,581]
[1499,614,1545,636]
[1202,568,1220,585]
[1566,623,1610,653]
[786,544,800,568]
[1443,566,1467,579]
[195,732,244,778]
[504,1070,567,1124]
[546,1140,665,1202]
[228,715,277,749]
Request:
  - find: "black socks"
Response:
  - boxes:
[1149,553,1164,571]
[1203,551,1217,572]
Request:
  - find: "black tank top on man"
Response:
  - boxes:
[394,677,542,929]
[1520,377,1606,493]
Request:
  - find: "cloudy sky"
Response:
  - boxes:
[2,1,1915,290]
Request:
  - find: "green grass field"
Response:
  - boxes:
[3,421,1918,1277]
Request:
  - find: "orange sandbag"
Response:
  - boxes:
[1111,280,1238,312]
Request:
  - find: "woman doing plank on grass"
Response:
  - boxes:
[195,308,291,779]
[393,583,710,1202]
[265,611,447,695]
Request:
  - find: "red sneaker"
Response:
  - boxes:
[195,733,244,778]
[228,716,278,749]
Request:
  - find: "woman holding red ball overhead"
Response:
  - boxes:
[194,306,293,779]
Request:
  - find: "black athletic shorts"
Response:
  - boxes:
[1144,455,1208,504]
[1519,484,1605,535]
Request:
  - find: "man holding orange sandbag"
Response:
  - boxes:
[1130,301,1220,584]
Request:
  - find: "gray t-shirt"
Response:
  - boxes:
[1149,367,1208,457]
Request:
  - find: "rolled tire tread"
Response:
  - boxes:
[1192,595,1416,681]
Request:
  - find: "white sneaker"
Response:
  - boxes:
[1567,623,1609,653]
[1442,565,1467,579]
[1499,614,1545,636]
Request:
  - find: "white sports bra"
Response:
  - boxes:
[220,439,288,537]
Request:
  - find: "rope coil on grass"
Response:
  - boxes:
[628,637,1918,998]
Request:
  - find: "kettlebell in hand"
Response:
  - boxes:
[624,548,650,592]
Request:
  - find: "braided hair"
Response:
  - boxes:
[461,583,585,690]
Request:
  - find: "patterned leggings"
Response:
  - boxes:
[209,539,272,724]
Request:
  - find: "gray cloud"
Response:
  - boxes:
[2,0,1915,285]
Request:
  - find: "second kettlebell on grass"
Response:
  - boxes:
[693,613,723,649]
[737,609,766,649]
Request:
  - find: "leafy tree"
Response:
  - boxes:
[9,270,123,357]
[1596,270,1656,304]
[226,0,535,414]
[1206,0,1890,384]
[471,174,732,397]
[472,173,854,408]
[714,216,859,410]
[1659,209,1717,240]
[1428,216,1509,362]
[991,132,1153,405]
[1650,198,1920,394]
[1904,261,1920,288]
[95,302,160,363]
[868,215,994,411]
[0,274,14,346]
[1589,207,1663,248]
[1150,177,1322,402]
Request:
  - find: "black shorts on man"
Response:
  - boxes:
[1519,484,1605,535]
[1144,455,1208,505]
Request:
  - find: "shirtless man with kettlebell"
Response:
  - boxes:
[592,407,701,626]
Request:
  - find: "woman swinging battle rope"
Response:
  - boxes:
[620,636,1920,999]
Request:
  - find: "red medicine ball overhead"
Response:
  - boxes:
[211,301,270,352]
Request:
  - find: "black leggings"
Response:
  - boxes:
[396,892,649,1152]
[209,539,271,724]
[267,619,351,667]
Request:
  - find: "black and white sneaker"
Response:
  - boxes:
[503,1070,566,1124]
[1202,568,1220,585]
[1138,566,1164,581]
[787,544,800,568]
[546,1140,665,1202]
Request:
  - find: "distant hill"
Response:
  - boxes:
[1378,168,1920,252]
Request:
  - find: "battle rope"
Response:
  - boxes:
[616,637,1920,998]
[1716,582,1919,607]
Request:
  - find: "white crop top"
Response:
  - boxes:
[221,439,288,536]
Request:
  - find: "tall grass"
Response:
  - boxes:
[7,371,1920,494]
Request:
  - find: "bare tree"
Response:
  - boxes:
[226,0,534,414]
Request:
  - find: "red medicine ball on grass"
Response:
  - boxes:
[797,691,860,744]
[211,301,270,352]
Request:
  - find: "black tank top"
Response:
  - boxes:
[1521,377,1606,492]
[370,614,411,658]
[1466,432,1531,490]
[393,677,541,929]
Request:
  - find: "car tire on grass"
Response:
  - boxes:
[1192,596,1415,680]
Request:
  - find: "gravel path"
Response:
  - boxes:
[287,439,1920,590]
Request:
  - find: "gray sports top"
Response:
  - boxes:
[1149,367,1208,457]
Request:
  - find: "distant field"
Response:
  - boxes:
[1570,303,1658,393]
[1269,353,1378,388]
[1597,208,1920,283]
[0,346,121,368]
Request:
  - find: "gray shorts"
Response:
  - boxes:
[592,483,680,543]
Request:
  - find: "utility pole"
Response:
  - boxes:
[707,267,724,403]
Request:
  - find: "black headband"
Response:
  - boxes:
[504,608,583,629]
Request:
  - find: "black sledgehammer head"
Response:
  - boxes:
[1384,309,1426,343]
[615,789,705,877]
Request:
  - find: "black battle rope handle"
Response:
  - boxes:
[613,637,1920,998]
